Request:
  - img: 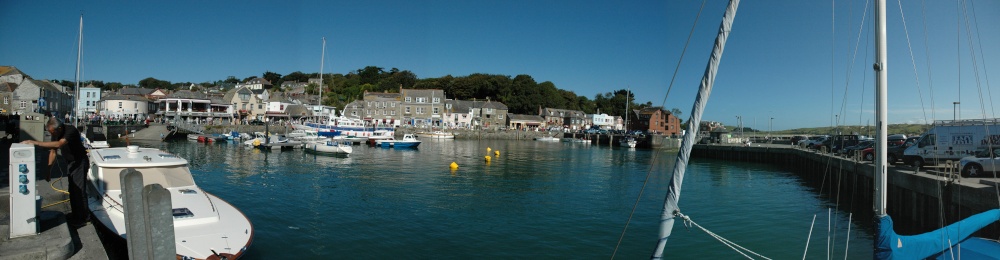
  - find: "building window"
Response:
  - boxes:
[433,97,440,103]
[258,104,262,109]
[405,107,411,113]
[417,97,427,103]
[3,96,7,104]
[499,114,504,120]
[352,111,357,116]
[20,100,27,108]
[134,103,138,108]
[391,111,396,115]
[446,104,451,109]
[391,102,396,107]
[405,97,412,103]
[382,101,386,107]
[366,109,370,115]
[433,107,439,115]
[118,102,123,108]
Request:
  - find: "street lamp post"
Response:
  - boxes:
[769,117,774,142]
[954,101,960,121]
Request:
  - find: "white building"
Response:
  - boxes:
[588,113,614,129]
[77,85,101,118]
[100,95,150,119]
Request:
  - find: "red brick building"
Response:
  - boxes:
[627,107,681,136]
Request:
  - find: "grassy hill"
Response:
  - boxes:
[771,124,930,136]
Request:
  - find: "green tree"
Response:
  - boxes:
[224,76,240,84]
[263,71,282,88]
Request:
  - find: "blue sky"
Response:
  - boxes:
[2,0,999,130]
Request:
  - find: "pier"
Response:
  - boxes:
[693,144,1000,237]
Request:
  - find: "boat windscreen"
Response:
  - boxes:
[101,166,197,190]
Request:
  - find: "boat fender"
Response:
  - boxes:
[450,162,459,170]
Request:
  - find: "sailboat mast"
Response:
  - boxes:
[653,0,739,258]
[319,37,325,108]
[624,86,629,132]
[874,0,888,217]
[74,14,82,127]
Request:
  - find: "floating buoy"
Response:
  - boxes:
[253,139,261,147]
[494,150,500,157]
[450,162,459,170]
[484,155,491,162]
[487,147,492,153]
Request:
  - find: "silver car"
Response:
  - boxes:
[959,148,1000,178]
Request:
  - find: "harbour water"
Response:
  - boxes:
[124,138,874,258]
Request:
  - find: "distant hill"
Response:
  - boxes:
[771,124,930,136]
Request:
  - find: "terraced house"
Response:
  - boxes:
[400,88,445,127]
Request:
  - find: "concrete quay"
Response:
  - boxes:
[693,143,1000,236]
[1,168,111,260]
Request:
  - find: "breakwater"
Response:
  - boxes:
[692,144,1000,237]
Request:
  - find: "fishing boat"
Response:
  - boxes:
[652,1,1000,259]
[375,134,421,148]
[304,137,353,154]
[87,145,253,259]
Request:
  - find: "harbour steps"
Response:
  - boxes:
[693,144,1000,237]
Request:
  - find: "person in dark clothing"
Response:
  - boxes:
[22,117,91,227]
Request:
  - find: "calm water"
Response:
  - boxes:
[127,139,874,259]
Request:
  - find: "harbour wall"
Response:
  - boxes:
[692,144,1000,237]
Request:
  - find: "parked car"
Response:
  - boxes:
[803,135,829,149]
[790,135,808,145]
[841,140,874,156]
[861,137,920,162]
[959,147,1000,178]
[249,119,265,125]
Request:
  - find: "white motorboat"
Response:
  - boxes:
[620,137,637,148]
[534,136,560,142]
[87,146,253,259]
[420,131,455,139]
[304,137,353,154]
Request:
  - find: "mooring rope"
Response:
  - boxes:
[676,212,772,260]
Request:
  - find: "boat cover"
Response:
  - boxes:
[875,209,1000,260]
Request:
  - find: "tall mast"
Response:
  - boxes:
[653,0,739,258]
[319,37,325,108]
[873,0,888,217]
[74,14,83,127]
[624,86,630,132]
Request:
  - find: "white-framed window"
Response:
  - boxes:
[405,97,412,102]
[433,97,440,103]
[405,107,411,113]
[499,114,504,119]
[391,111,396,115]
[391,102,396,107]
[445,104,451,109]
[366,109,370,115]
[19,100,26,108]
[382,110,386,115]
[3,96,7,104]
[118,102,123,108]
[433,107,439,115]
[382,101,386,107]
[417,97,427,103]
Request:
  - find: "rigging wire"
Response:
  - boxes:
[803,214,817,260]
[610,1,708,258]
[677,213,772,260]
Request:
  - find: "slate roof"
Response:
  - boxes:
[101,94,150,102]
[285,104,311,117]
[0,66,25,77]
[164,90,207,99]
[508,114,543,122]
[120,87,155,96]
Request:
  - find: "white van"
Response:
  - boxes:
[903,119,1000,168]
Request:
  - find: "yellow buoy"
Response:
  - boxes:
[450,162,459,170]
[253,139,261,147]
[484,155,491,162]
[494,150,500,157]
[487,147,492,153]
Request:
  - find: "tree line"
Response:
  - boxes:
[70,65,683,120]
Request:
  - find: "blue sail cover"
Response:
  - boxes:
[875,209,1000,260]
